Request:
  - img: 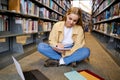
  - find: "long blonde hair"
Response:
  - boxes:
[62,7,83,27]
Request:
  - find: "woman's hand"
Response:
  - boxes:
[53,47,65,54]
[53,43,65,54]
[57,43,64,48]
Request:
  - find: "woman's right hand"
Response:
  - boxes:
[53,43,65,54]
[53,47,65,54]
[56,43,64,49]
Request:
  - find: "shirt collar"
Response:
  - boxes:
[57,21,79,34]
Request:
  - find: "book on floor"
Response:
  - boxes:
[77,70,104,80]
[64,70,86,80]
[64,70,104,80]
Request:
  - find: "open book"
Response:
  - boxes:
[52,46,71,50]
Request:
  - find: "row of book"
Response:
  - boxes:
[98,0,114,13]
[0,16,42,33]
[21,19,38,33]
[20,18,52,33]
[93,2,120,23]
[38,20,52,31]
[8,0,65,18]
[93,22,120,36]
[92,0,101,12]
[39,7,63,20]
[0,0,8,10]
[53,0,71,9]
[0,15,8,31]
[94,0,114,16]
[36,0,70,11]
[93,0,114,14]
[39,8,49,19]
[82,11,91,32]
[49,12,63,20]
[82,11,91,22]
[45,0,66,14]
[8,0,40,17]
[0,15,54,33]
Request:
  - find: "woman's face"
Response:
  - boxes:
[65,13,79,27]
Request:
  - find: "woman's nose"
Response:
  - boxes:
[70,20,73,24]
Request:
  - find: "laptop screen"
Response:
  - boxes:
[12,56,25,80]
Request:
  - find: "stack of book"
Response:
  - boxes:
[64,70,104,80]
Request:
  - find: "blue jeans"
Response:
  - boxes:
[37,43,90,65]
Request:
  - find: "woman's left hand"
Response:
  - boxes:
[53,47,65,54]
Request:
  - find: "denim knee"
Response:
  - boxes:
[83,47,90,57]
[37,43,48,53]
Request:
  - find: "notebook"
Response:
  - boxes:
[12,56,49,80]
[77,70,104,80]
[51,46,71,50]
[64,70,87,80]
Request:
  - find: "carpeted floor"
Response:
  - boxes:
[0,32,119,80]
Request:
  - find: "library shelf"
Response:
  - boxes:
[0,0,71,69]
[39,18,58,22]
[94,0,117,18]
[0,10,39,20]
[0,43,36,69]
[0,10,59,22]
[92,0,120,66]
[0,31,38,38]
[30,0,64,16]
[93,30,120,40]
[92,31,120,66]
[94,16,120,24]
[92,0,104,15]
[52,0,66,11]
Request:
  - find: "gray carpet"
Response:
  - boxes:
[0,32,119,80]
[0,52,104,80]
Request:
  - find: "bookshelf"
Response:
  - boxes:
[0,0,71,69]
[92,0,120,66]
[81,10,91,32]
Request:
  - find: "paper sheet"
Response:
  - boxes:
[64,71,86,80]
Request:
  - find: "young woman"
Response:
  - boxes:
[38,7,90,67]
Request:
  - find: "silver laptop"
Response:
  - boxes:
[12,56,49,80]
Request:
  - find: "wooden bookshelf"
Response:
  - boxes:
[0,0,71,69]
